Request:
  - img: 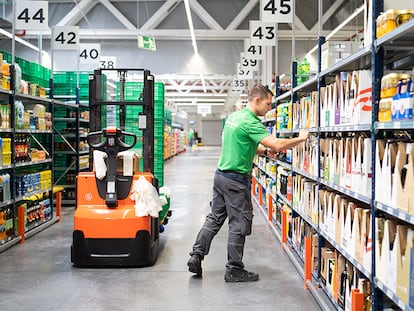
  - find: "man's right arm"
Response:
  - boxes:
[260,129,310,153]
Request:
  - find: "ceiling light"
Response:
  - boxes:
[184,0,198,55]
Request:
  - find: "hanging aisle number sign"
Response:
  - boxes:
[240,52,259,72]
[15,1,49,30]
[261,0,293,23]
[237,63,253,80]
[79,43,101,65]
[250,20,277,46]
[232,78,246,93]
[52,26,79,50]
[100,56,117,69]
[244,39,264,60]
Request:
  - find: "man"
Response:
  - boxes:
[187,84,310,282]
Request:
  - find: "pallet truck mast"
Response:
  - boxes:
[71,69,167,267]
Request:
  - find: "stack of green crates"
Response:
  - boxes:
[53,71,91,100]
[0,51,51,89]
[111,81,165,186]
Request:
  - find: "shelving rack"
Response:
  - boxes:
[52,72,90,205]
[252,1,414,311]
[0,64,57,253]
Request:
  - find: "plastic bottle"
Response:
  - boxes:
[14,63,22,92]
[15,101,24,129]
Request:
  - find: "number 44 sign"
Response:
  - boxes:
[15,1,49,30]
[261,0,293,23]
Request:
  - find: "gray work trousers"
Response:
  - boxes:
[190,169,253,273]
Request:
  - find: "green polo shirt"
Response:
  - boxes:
[218,108,270,174]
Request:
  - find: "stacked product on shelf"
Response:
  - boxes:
[114,81,165,186]
[0,51,56,250]
[53,71,91,203]
[251,2,414,310]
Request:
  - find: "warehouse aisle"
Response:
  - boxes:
[0,146,323,311]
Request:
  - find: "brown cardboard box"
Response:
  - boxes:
[396,225,414,304]
[115,152,140,175]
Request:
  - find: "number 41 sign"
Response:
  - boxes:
[261,0,293,23]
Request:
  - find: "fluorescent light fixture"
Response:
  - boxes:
[184,0,207,93]
[0,28,45,53]
[306,4,364,58]
[184,0,198,55]
[279,73,286,79]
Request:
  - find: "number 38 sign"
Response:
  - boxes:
[261,0,293,23]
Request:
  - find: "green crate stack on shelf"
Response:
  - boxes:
[112,81,165,186]
[53,71,91,99]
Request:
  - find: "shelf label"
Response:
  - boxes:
[250,20,277,46]
[15,1,49,30]
[79,43,101,65]
[261,0,293,23]
[52,26,79,50]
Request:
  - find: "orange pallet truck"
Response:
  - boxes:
[71,69,160,267]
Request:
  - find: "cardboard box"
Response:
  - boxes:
[391,142,414,214]
[375,218,397,292]
[396,225,414,304]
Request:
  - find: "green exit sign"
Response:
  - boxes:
[137,35,156,51]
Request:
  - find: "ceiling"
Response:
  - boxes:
[2,0,365,116]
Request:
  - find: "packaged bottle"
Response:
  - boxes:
[15,100,25,129]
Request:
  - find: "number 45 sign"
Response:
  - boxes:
[261,0,293,23]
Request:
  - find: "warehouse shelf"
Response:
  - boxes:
[375,278,414,311]
[376,202,414,226]
[319,179,371,205]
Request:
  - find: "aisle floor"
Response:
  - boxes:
[0,146,324,311]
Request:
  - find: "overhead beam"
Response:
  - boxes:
[99,0,136,29]
[226,0,259,30]
[311,0,345,31]
[24,28,354,40]
[141,0,179,30]
[56,0,96,26]
[189,0,223,30]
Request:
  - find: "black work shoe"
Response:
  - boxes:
[187,255,202,276]
[224,269,259,282]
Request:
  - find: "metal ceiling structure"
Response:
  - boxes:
[4,0,364,116]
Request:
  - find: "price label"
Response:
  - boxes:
[237,63,253,80]
[79,43,101,65]
[244,39,264,60]
[100,56,117,69]
[261,0,293,23]
[250,20,277,46]
[15,1,49,30]
[52,26,79,50]
[240,52,259,71]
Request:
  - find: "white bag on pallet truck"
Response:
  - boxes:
[130,176,162,217]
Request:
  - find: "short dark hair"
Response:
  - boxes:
[248,84,273,102]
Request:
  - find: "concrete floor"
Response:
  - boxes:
[0,146,325,311]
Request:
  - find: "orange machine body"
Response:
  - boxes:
[75,171,153,238]
[71,171,159,267]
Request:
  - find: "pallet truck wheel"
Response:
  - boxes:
[159,224,165,233]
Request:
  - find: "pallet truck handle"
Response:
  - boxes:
[87,128,137,207]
